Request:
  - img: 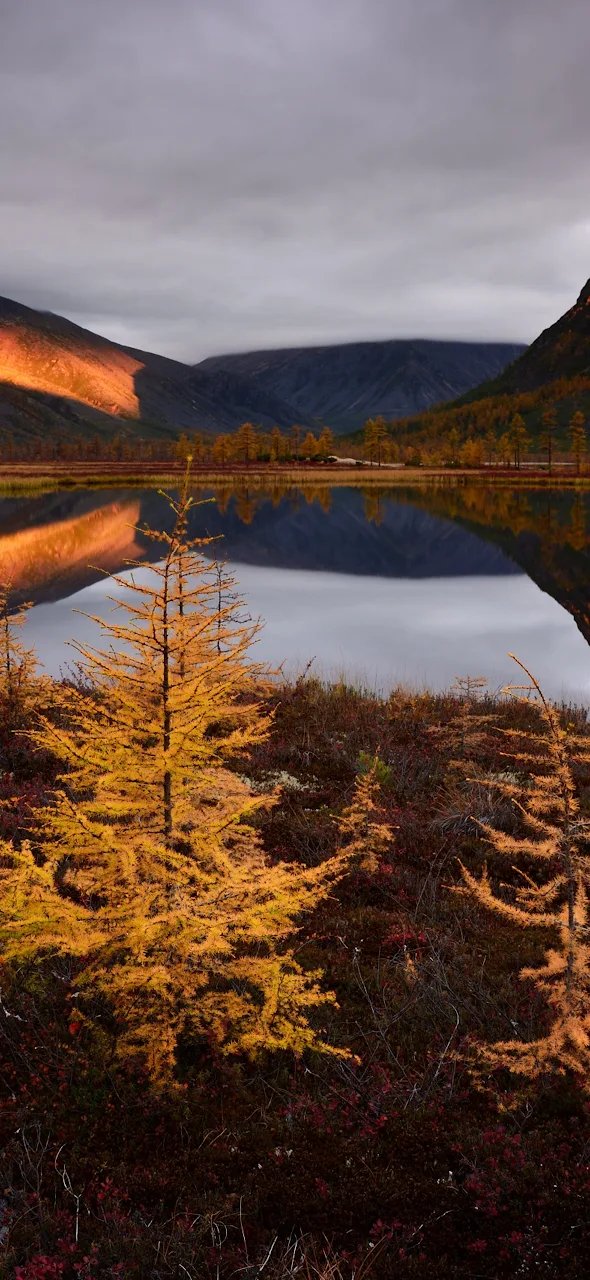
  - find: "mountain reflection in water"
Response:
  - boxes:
[1,481,589,700]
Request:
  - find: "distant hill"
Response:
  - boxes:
[0,293,526,446]
[345,278,590,452]
[0,296,304,444]
[196,339,526,432]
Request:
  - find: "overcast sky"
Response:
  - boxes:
[1,0,589,362]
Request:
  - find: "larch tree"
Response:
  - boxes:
[508,414,530,470]
[235,421,258,464]
[444,427,461,465]
[317,427,334,460]
[364,416,388,465]
[0,585,38,718]
[0,470,391,1078]
[569,410,586,475]
[484,430,497,468]
[0,584,54,759]
[211,434,232,466]
[269,425,286,462]
[540,406,557,474]
[457,655,590,1086]
[290,425,303,460]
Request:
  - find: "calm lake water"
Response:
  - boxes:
[2,481,589,703]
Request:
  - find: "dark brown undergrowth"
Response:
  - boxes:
[2,677,590,1277]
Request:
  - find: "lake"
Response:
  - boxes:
[2,480,590,703]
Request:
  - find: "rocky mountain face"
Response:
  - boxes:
[196,339,526,432]
[0,294,525,442]
[0,296,304,443]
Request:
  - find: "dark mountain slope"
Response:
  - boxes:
[196,339,526,432]
[479,279,590,394]
[0,296,304,442]
[352,278,590,452]
[0,293,527,445]
[440,278,590,415]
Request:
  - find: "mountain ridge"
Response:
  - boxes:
[444,278,590,408]
[196,337,526,432]
[0,296,306,443]
[0,292,526,444]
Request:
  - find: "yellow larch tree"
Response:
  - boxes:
[569,410,586,475]
[507,413,530,470]
[235,421,258,463]
[301,431,318,459]
[0,585,39,722]
[457,655,590,1085]
[0,583,55,761]
[211,433,233,466]
[317,427,334,460]
[364,416,388,465]
[540,406,557,474]
[0,471,391,1077]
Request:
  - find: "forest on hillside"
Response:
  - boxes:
[1,374,589,472]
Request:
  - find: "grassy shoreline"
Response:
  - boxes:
[0,461,589,492]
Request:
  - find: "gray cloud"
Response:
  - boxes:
[1,0,589,359]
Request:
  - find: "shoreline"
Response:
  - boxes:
[0,461,589,491]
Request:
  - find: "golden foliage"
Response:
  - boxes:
[428,674,495,767]
[0,469,394,1078]
[456,655,590,1084]
[0,584,37,710]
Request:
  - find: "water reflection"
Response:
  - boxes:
[0,480,588,700]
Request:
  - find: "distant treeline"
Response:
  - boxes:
[0,423,339,465]
[2,369,590,469]
[377,372,590,470]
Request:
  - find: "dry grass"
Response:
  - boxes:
[0,462,590,492]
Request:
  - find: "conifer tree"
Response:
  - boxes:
[290,425,303,460]
[269,425,286,462]
[301,431,318,459]
[0,586,37,711]
[540,406,557,474]
[364,417,388,465]
[484,429,497,468]
[317,426,334,460]
[212,434,232,465]
[173,433,192,464]
[457,655,590,1085]
[444,427,461,465]
[569,410,586,475]
[235,421,258,463]
[508,414,530,469]
[0,584,48,755]
[0,472,392,1077]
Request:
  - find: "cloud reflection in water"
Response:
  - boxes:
[22,560,590,704]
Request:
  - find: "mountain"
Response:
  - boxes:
[196,339,526,432]
[362,278,590,451]
[0,296,304,443]
[466,279,590,396]
[434,277,590,415]
[0,293,526,445]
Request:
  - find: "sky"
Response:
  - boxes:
[1,0,589,362]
